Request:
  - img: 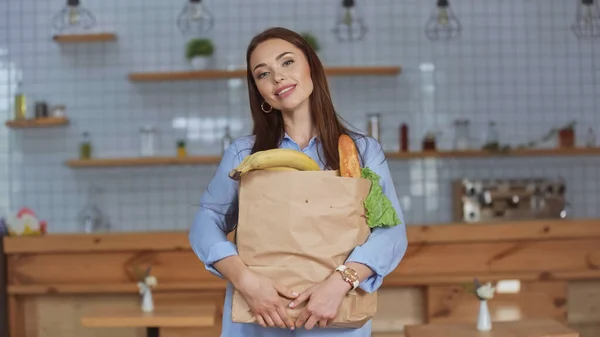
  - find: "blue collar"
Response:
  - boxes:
[282,132,319,151]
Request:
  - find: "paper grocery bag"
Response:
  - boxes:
[231,170,377,328]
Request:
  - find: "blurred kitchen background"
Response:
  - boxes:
[0,0,599,233]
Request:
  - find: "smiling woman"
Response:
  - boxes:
[244,27,362,169]
[188,26,408,337]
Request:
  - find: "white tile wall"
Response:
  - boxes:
[0,0,599,233]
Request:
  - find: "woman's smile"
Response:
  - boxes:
[274,84,297,99]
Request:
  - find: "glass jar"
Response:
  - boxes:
[453,119,471,150]
[77,186,108,233]
[140,126,157,157]
[484,121,500,150]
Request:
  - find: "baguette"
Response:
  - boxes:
[338,134,361,178]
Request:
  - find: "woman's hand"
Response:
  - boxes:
[236,270,298,330]
[288,273,351,329]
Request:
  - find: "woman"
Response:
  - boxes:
[189,27,408,337]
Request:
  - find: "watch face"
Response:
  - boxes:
[343,268,359,282]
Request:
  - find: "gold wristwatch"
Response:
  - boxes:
[335,265,359,290]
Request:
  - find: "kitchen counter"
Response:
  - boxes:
[3,218,600,337]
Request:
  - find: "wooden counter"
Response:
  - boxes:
[3,219,600,337]
[0,235,8,337]
[405,318,579,337]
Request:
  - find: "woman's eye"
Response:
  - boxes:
[283,59,294,66]
[257,72,268,79]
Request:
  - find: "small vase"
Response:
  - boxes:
[477,300,492,331]
[141,288,154,312]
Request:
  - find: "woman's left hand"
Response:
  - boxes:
[288,274,351,329]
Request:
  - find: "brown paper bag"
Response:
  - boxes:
[231,170,377,328]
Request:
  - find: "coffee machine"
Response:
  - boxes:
[452,178,568,223]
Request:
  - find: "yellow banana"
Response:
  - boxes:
[264,166,299,171]
[229,149,320,180]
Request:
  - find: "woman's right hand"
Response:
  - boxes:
[236,270,298,329]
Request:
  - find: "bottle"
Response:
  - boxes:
[14,80,26,120]
[586,128,596,147]
[177,140,187,157]
[399,123,409,152]
[222,126,232,153]
[80,132,92,159]
[367,113,381,142]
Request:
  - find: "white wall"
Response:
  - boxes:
[1,0,599,232]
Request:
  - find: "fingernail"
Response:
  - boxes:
[289,302,294,307]
[292,292,298,296]
[290,327,295,330]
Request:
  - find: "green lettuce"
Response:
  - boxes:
[361,167,401,228]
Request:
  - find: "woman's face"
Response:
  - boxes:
[249,38,313,113]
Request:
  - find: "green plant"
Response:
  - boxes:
[186,38,214,60]
[301,32,320,53]
[177,140,186,148]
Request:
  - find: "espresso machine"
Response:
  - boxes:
[452,178,568,223]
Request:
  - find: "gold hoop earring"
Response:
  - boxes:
[261,101,272,113]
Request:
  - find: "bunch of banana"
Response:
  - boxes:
[229,148,321,180]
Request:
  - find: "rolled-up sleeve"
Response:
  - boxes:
[189,142,245,278]
[345,137,408,293]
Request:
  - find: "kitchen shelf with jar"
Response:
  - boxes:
[128,66,402,82]
[52,32,117,43]
[4,116,69,129]
[64,146,600,168]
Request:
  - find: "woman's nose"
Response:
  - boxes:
[273,72,286,83]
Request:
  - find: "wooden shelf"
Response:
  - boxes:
[128,66,402,82]
[387,147,600,159]
[65,155,222,168]
[64,147,600,168]
[53,32,117,43]
[5,117,69,129]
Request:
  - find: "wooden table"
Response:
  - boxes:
[405,318,579,337]
[81,305,216,337]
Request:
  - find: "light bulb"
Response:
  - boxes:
[571,0,600,39]
[333,0,368,42]
[177,0,214,36]
[425,0,462,41]
[51,0,96,34]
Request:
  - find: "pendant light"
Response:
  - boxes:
[177,0,214,36]
[51,0,96,33]
[571,0,600,39]
[425,0,462,41]
[333,0,367,42]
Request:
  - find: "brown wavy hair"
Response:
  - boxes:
[245,27,363,170]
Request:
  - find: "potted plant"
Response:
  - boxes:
[177,140,187,157]
[558,120,576,148]
[301,32,320,53]
[186,38,214,70]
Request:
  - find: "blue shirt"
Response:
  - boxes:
[189,133,408,337]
